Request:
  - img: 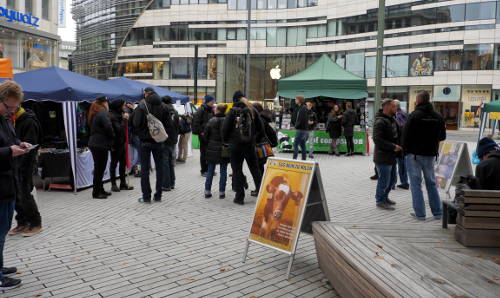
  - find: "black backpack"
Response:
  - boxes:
[264,122,278,147]
[179,116,191,134]
[234,107,254,144]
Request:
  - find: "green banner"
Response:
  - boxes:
[277,130,367,153]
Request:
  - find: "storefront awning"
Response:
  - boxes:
[278,54,368,100]
[483,100,500,113]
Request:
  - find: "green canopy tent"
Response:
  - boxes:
[278,54,368,99]
[478,100,500,142]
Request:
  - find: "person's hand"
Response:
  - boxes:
[20,142,32,149]
[11,145,27,157]
[394,145,403,152]
[308,120,314,125]
[123,113,130,120]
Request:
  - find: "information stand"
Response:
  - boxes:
[435,141,474,198]
[242,158,329,279]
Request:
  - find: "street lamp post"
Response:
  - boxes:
[245,0,251,98]
[374,0,386,115]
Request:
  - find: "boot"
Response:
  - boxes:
[120,180,134,190]
[111,182,120,192]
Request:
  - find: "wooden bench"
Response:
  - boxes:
[313,222,500,298]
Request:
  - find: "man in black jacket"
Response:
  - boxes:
[373,99,400,211]
[9,108,42,237]
[475,137,500,190]
[0,81,29,290]
[293,95,309,160]
[342,102,357,156]
[403,91,446,220]
[306,101,317,159]
[161,96,179,191]
[133,91,169,203]
[192,95,215,177]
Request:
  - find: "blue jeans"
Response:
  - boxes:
[140,142,164,201]
[293,130,310,160]
[397,157,409,187]
[375,164,397,204]
[205,163,228,193]
[162,144,176,189]
[0,200,15,280]
[406,154,442,218]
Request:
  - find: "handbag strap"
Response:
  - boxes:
[143,99,150,115]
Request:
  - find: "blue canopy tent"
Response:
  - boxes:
[10,68,140,191]
[105,77,189,104]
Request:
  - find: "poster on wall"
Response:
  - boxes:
[408,86,433,113]
[25,42,50,70]
[410,53,434,77]
[461,85,491,128]
[434,141,473,193]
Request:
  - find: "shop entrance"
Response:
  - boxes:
[434,102,459,130]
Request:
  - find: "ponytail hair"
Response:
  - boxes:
[240,97,254,116]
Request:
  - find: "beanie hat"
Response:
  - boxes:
[162,95,173,104]
[95,96,108,103]
[204,94,215,104]
[232,90,245,102]
[477,137,500,158]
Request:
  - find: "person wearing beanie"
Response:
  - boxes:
[192,95,215,177]
[161,95,179,191]
[475,137,500,190]
[232,90,245,102]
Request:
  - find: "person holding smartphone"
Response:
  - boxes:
[0,80,30,291]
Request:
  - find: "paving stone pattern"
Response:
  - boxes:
[4,152,442,297]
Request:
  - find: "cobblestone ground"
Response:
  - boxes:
[4,152,443,298]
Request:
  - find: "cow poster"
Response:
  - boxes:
[248,158,315,254]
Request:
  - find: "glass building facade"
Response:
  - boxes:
[74,0,500,128]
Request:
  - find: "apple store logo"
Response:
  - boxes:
[442,87,451,95]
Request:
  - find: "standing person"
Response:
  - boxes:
[162,96,179,191]
[192,95,215,177]
[475,137,500,190]
[204,104,229,199]
[0,80,29,290]
[253,103,278,176]
[306,101,317,159]
[326,104,342,156]
[393,100,409,190]
[403,91,446,221]
[133,90,169,203]
[292,95,309,160]
[88,96,114,199]
[177,113,192,163]
[373,99,400,211]
[109,99,134,193]
[9,106,42,237]
[128,103,142,177]
[342,101,357,156]
[222,97,264,205]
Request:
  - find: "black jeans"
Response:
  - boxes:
[15,154,41,227]
[199,139,208,174]
[140,142,164,201]
[162,144,176,188]
[345,136,354,154]
[90,147,109,196]
[230,143,262,202]
[110,145,126,186]
[0,200,15,280]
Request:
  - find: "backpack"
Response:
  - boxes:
[234,107,254,144]
[264,121,278,147]
[192,107,203,135]
[144,102,168,143]
[179,116,191,134]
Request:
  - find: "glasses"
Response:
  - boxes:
[2,102,19,112]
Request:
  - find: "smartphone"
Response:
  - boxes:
[23,144,39,151]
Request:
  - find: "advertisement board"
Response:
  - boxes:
[435,142,473,193]
[277,130,366,153]
[461,85,491,128]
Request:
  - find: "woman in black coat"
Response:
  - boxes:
[203,104,229,199]
[109,99,133,192]
[88,96,114,199]
[326,104,343,156]
[253,103,277,175]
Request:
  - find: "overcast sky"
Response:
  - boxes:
[58,0,76,42]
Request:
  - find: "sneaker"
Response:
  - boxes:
[22,226,42,237]
[410,213,426,221]
[138,198,152,204]
[1,267,17,275]
[177,159,186,164]
[397,184,409,190]
[309,155,314,159]
[154,198,162,202]
[376,202,395,211]
[233,199,244,205]
[120,184,134,191]
[102,190,112,196]
[8,226,27,236]
[0,277,22,290]
[391,185,396,190]
[162,187,171,192]
[111,184,120,192]
[370,175,379,180]
[205,191,212,199]
[385,199,396,205]
[92,193,107,199]
[219,192,225,199]
[250,190,258,197]
[433,215,442,220]
[201,172,207,177]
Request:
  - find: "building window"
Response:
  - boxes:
[150,0,171,8]
[327,20,337,37]
[287,27,297,46]
[227,29,237,40]
[266,27,277,46]
[364,56,386,78]
[171,58,192,79]
[278,0,287,9]
[237,28,246,40]
[6,0,15,9]
[409,52,434,76]
[435,51,450,71]
[25,0,33,14]
[465,2,496,21]
[42,0,50,20]
[237,0,246,9]
[217,29,226,40]
[463,44,494,70]
[257,0,266,9]
[287,0,296,9]
[277,27,286,46]
[386,55,409,77]
[346,52,365,77]
[268,0,277,9]
[436,4,465,23]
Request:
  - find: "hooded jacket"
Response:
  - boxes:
[373,110,399,165]
[133,94,169,144]
[475,151,500,190]
[342,108,357,137]
[89,109,114,150]
[109,100,126,150]
[402,102,446,156]
[0,115,20,201]
[293,104,308,130]
[192,103,214,137]
[222,101,264,145]
[204,113,228,164]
